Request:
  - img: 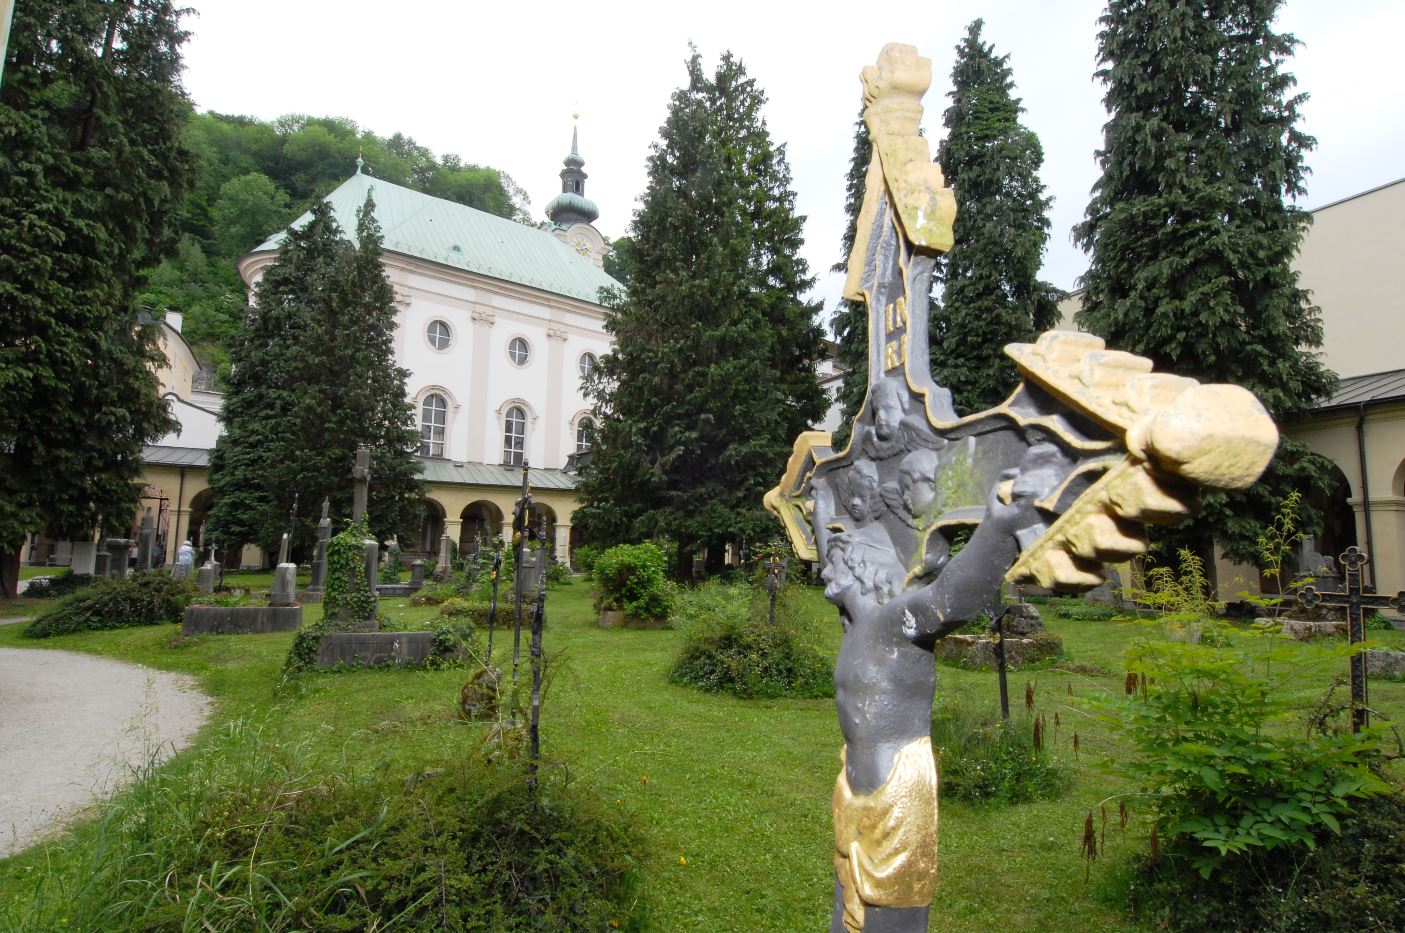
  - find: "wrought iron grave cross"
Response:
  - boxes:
[1295,546,1405,731]
[765,44,1280,933]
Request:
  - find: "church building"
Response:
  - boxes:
[96,129,619,571]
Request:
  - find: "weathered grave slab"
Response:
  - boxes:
[1278,618,1346,641]
[1366,650,1405,679]
[182,605,302,635]
[936,632,1062,669]
[314,631,438,668]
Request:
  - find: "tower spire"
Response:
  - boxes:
[545,115,599,228]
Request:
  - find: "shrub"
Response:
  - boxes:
[669,582,832,699]
[1048,596,1120,622]
[411,581,457,605]
[323,519,375,623]
[24,571,195,637]
[1094,635,1391,881]
[1129,792,1405,932]
[572,543,602,574]
[931,700,1069,804]
[546,561,573,586]
[593,542,672,620]
[22,571,95,599]
[380,541,403,584]
[0,721,646,932]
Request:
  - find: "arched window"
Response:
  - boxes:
[578,351,598,382]
[576,416,595,454]
[503,405,526,465]
[508,336,531,366]
[420,393,447,457]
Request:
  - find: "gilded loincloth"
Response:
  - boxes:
[832,738,938,933]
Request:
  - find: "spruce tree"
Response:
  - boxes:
[0,0,193,596]
[206,196,420,556]
[1073,0,1335,561]
[576,50,826,578]
[933,20,1060,414]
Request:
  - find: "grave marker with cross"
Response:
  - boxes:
[764,43,1282,933]
[351,446,371,524]
[1295,546,1405,732]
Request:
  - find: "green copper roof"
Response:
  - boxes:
[416,457,578,491]
[252,171,621,305]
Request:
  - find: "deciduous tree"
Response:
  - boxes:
[576,50,825,578]
[1073,0,1336,561]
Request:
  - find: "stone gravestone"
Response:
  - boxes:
[196,560,217,594]
[351,446,370,524]
[105,538,133,579]
[764,44,1279,933]
[276,532,290,568]
[308,499,331,593]
[73,541,98,576]
[433,532,453,582]
[409,559,426,590]
[363,539,379,602]
[269,563,297,607]
[136,510,156,570]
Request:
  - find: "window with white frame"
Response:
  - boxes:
[508,336,531,366]
[420,393,447,457]
[503,405,527,465]
[426,320,451,351]
[576,416,595,454]
[578,352,598,381]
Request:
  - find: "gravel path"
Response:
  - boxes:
[0,648,211,857]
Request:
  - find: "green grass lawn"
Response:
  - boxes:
[0,583,1401,931]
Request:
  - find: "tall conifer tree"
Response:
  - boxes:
[1074,0,1335,560]
[576,50,825,577]
[933,20,1060,414]
[0,0,193,596]
[206,196,420,556]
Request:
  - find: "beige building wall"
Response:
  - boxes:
[1294,180,1405,379]
[152,313,200,398]
[1285,402,1405,596]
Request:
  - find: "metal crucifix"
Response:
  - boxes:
[766,44,1280,933]
[1295,546,1405,731]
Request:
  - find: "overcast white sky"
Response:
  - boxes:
[181,0,1404,317]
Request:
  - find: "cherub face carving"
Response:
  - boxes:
[844,460,882,522]
[898,447,940,517]
[871,378,907,442]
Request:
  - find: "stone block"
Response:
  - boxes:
[314,631,442,668]
[376,583,415,597]
[182,605,302,635]
[1366,650,1405,679]
[1279,618,1346,641]
[1002,603,1045,636]
[70,542,97,576]
[269,562,297,607]
[936,631,1063,669]
[409,559,426,590]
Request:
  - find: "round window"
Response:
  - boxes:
[508,336,531,366]
[426,320,451,351]
[579,352,598,380]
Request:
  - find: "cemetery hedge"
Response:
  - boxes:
[1,585,1402,931]
[23,571,195,638]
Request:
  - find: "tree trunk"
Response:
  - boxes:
[1,545,20,599]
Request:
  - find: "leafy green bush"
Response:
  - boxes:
[1048,596,1120,622]
[546,561,573,585]
[24,571,195,637]
[380,540,403,584]
[411,581,457,605]
[0,720,646,932]
[21,571,95,599]
[931,701,1069,804]
[1136,547,1223,624]
[323,519,375,623]
[1364,610,1394,632]
[572,543,602,574]
[1095,636,1391,880]
[593,542,672,620]
[669,582,832,699]
[1129,791,1405,932]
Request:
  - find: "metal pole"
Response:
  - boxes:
[511,461,530,687]
[527,515,549,795]
[991,607,1011,722]
[485,545,503,664]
